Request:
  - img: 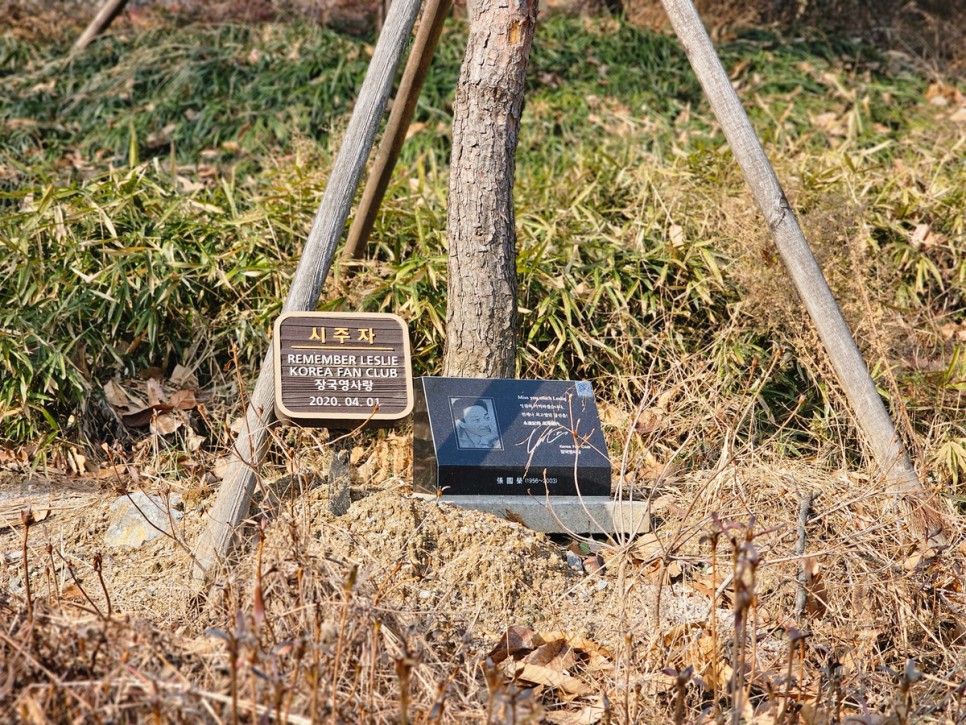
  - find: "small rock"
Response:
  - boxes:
[566,550,585,572]
[596,579,608,591]
[104,492,183,549]
[584,554,604,574]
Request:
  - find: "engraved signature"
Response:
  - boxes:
[523,424,570,454]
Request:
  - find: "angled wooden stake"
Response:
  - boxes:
[342,0,453,262]
[71,0,131,56]
[660,0,944,542]
[190,0,424,592]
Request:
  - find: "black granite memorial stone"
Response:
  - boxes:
[413,377,611,496]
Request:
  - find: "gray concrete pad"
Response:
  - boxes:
[412,494,652,535]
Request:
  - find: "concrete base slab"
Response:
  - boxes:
[412,494,652,535]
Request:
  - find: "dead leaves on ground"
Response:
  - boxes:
[487,626,612,722]
[103,364,206,447]
[0,502,50,530]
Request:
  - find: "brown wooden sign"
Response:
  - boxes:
[273,312,413,427]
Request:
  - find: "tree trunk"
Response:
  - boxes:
[442,0,537,378]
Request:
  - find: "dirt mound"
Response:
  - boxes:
[4,456,965,721]
[249,487,584,637]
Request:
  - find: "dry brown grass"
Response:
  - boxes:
[3,355,965,722]
[1,1,964,721]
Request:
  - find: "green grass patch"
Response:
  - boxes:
[1,14,964,486]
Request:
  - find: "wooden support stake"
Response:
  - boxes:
[190,0,424,592]
[71,0,131,55]
[342,0,453,262]
[660,0,944,542]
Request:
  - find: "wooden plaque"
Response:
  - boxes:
[273,312,413,427]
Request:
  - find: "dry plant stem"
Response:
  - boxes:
[57,550,108,621]
[43,540,55,603]
[777,629,805,723]
[483,658,501,725]
[20,509,33,633]
[249,648,259,725]
[45,542,58,607]
[731,525,760,725]
[343,0,454,261]
[254,521,266,634]
[369,620,382,717]
[330,565,357,722]
[731,540,744,725]
[617,393,650,502]
[396,647,413,725]
[653,557,668,656]
[122,487,200,565]
[310,603,322,722]
[623,619,632,720]
[671,666,693,725]
[190,0,423,592]
[92,553,112,619]
[708,527,720,721]
[794,490,816,619]
[659,0,942,543]
[228,623,240,725]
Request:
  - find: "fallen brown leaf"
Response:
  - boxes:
[630,532,665,562]
[121,403,174,428]
[103,380,131,408]
[544,698,608,725]
[488,625,535,666]
[0,503,50,528]
[405,121,428,139]
[146,377,165,406]
[522,639,576,672]
[169,389,198,410]
[511,662,592,697]
[538,632,613,673]
[583,554,604,575]
[803,555,827,616]
[212,457,231,480]
[95,464,129,480]
[151,412,183,436]
[169,364,199,389]
[186,427,205,452]
[140,366,165,381]
[503,510,527,526]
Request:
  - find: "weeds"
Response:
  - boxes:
[5,447,965,722]
[0,7,965,719]
[2,12,964,486]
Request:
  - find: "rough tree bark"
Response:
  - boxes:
[442,0,537,378]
